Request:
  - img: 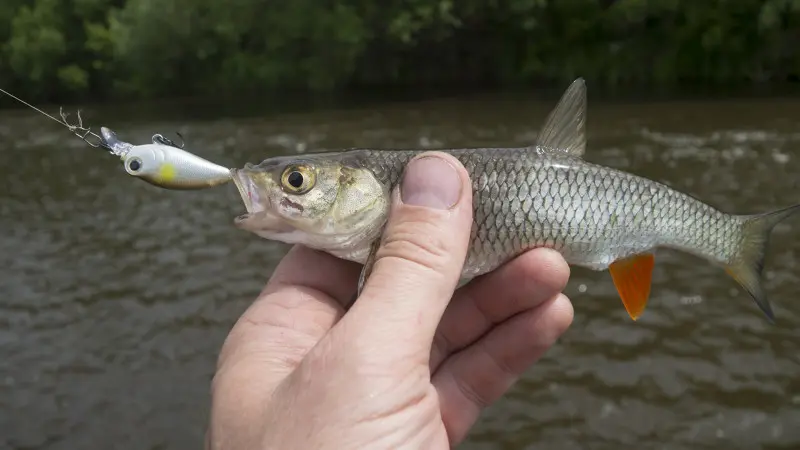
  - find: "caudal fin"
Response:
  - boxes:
[726,203,800,322]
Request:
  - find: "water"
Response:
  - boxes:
[1,91,799,449]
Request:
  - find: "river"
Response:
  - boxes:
[1,88,798,449]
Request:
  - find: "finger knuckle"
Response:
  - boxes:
[430,331,455,368]
[380,217,453,274]
[480,338,518,377]
[452,369,490,410]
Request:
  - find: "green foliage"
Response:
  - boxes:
[1,0,799,102]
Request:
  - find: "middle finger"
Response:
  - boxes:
[429,247,569,372]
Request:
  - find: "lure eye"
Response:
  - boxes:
[280,164,315,195]
[126,157,143,174]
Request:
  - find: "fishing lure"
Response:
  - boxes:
[98,126,232,190]
[0,87,232,190]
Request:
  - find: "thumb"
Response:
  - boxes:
[348,151,474,357]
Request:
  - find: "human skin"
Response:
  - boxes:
[207,152,574,449]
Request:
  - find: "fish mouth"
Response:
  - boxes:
[230,168,299,235]
[230,168,265,218]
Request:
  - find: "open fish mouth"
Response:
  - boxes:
[230,168,264,217]
[230,168,298,234]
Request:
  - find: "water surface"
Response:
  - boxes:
[1,90,799,449]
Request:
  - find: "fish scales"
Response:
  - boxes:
[349,148,742,279]
[230,78,800,322]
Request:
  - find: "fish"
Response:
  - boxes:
[99,127,233,190]
[228,78,799,322]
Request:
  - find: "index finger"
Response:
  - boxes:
[210,245,362,447]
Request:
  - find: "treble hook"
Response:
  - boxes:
[152,131,185,149]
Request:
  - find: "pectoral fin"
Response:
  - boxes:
[357,239,381,296]
[609,253,655,320]
[345,239,381,311]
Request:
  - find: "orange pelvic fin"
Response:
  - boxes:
[609,253,655,320]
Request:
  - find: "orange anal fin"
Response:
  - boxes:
[609,253,655,321]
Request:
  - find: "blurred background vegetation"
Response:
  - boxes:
[1,0,799,104]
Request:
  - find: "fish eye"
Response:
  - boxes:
[280,164,315,195]
[287,171,303,188]
[126,157,143,174]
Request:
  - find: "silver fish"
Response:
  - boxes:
[229,78,799,322]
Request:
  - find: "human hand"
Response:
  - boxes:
[208,152,574,449]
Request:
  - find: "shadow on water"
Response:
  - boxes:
[0,86,799,449]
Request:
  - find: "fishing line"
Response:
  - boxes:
[0,87,109,150]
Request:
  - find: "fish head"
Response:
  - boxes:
[230,153,390,251]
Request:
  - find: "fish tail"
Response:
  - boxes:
[726,203,800,322]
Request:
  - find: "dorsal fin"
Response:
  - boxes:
[534,78,587,157]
